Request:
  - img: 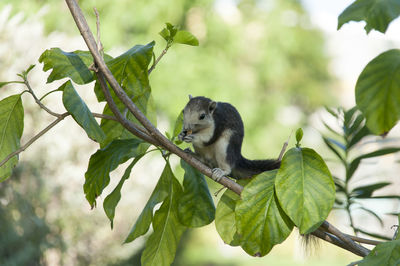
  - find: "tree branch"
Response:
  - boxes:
[64,0,373,257]
[0,113,70,168]
[65,0,243,194]
[24,79,62,118]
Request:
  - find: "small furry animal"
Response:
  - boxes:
[178,96,280,180]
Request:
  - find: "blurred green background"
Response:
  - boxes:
[0,0,360,265]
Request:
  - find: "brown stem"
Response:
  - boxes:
[24,79,62,118]
[148,48,167,74]
[321,221,370,256]
[0,113,69,168]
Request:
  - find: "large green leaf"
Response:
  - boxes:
[94,42,155,102]
[61,81,105,143]
[275,147,335,234]
[347,147,400,181]
[174,31,199,46]
[95,42,157,147]
[338,0,400,33]
[355,49,400,135]
[141,163,186,266]
[0,94,24,182]
[359,239,400,265]
[215,179,249,247]
[178,160,215,227]
[99,95,156,149]
[39,48,96,84]
[103,154,145,229]
[236,170,294,256]
[215,188,242,246]
[84,139,144,208]
[124,163,172,243]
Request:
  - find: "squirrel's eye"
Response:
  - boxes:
[199,113,206,120]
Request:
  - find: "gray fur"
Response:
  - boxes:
[178,96,280,180]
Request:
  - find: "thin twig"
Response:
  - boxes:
[24,79,62,118]
[345,234,382,246]
[93,7,103,56]
[92,112,118,121]
[0,113,70,168]
[278,130,292,160]
[148,48,168,74]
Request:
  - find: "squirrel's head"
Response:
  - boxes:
[181,96,217,135]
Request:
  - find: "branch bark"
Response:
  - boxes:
[64,0,374,258]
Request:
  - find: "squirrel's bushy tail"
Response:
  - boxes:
[231,156,281,179]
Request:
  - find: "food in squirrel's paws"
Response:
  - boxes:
[187,130,192,135]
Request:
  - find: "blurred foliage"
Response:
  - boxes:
[1,0,334,156]
[0,162,64,266]
[322,107,400,240]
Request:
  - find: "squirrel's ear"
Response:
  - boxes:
[188,94,193,100]
[209,101,217,113]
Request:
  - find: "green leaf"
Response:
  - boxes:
[94,42,156,147]
[103,154,145,229]
[61,81,105,143]
[348,147,400,181]
[322,137,346,164]
[359,239,400,265]
[215,179,249,246]
[84,139,144,208]
[325,106,339,118]
[159,28,170,42]
[215,188,242,246]
[94,42,155,102]
[0,94,24,182]
[338,0,400,34]
[124,163,172,243]
[39,48,95,84]
[23,64,36,76]
[350,182,391,198]
[99,96,156,149]
[177,160,215,227]
[296,128,303,144]
[355,49,400,135]
[174,31,199,46]
[355,227,392,240]
[358,206,384,226]
[275,147,335,234]
[325,137,346,151]
[347,125,370,149]
[236,170,294,256]
[172,111,183,141]
[0,81,24,88]
[141,163,186,266]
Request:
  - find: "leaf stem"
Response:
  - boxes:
[148,48,168,75]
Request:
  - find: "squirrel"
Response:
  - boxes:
[178,95,280,181]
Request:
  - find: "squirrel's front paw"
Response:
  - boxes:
[183,135,194,143]
[178,131,194,143]
[212,168,228,182]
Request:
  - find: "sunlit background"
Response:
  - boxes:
[1,0,399,265]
